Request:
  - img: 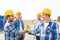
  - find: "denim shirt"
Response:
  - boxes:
[14,19,24,36]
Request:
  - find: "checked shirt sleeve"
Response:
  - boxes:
[53,23,59,40]
[4,26,10,40]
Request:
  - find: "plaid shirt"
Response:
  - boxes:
[34,20,43,36]
[30,20,59,40]
[4,21,18,40]
[14,19,24,36]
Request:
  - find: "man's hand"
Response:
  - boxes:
[20,24,31,35]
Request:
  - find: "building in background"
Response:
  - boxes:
[0,15,6,30]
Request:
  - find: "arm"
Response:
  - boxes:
[28,25,41,35]
[28,21,41,35]
[21,21,24,30]
[53,23,59,40]
[4,27,10,40]
[14,20,20,36]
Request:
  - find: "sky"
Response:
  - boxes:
[0,0,60,20]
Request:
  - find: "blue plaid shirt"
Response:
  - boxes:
[4,21,18,40]
[14,19,24,36]
[30,20,59,40]
[34,20,43,36]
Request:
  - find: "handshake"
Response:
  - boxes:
[20,24,31,35]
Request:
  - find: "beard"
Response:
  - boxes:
[10,20,13,22]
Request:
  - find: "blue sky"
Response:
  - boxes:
[0,0,60,20]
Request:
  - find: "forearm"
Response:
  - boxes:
[53,23,59,40]
[28,29,40,35]
[53,31,59,40]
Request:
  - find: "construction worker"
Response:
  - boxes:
[14,11,25,40]
[26,12,42,40]
[33,12,43,40]
[4,10,17,40]
[25,8,59,40]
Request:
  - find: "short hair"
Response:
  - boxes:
[6,15,10,19]
[46,14,51,17]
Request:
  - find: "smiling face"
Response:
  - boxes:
[10,15,14,21]
[37,16,41,20]
[16,14,22,19]
[7,15,14,22]
[42,13,50,20]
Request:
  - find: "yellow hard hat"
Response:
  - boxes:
[16,11,21,15]
[42,8,52,15]
[4,10,14,17]
[37,12,42,16]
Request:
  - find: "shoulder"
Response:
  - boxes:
[50,21,59,29]
[4,22,10,28]
[51,21,58,26]
[21,19,23,21]
[14,19,18,22]
[4,22,10,30]
[14,19,19,24]
[21,20,24,23]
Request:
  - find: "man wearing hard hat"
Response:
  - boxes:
[14,11,25,40]
[33,12,43,40]
[27,12,43,40]
[40,8,59,40]
[25,8,59,40]
[4,10,18,40]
